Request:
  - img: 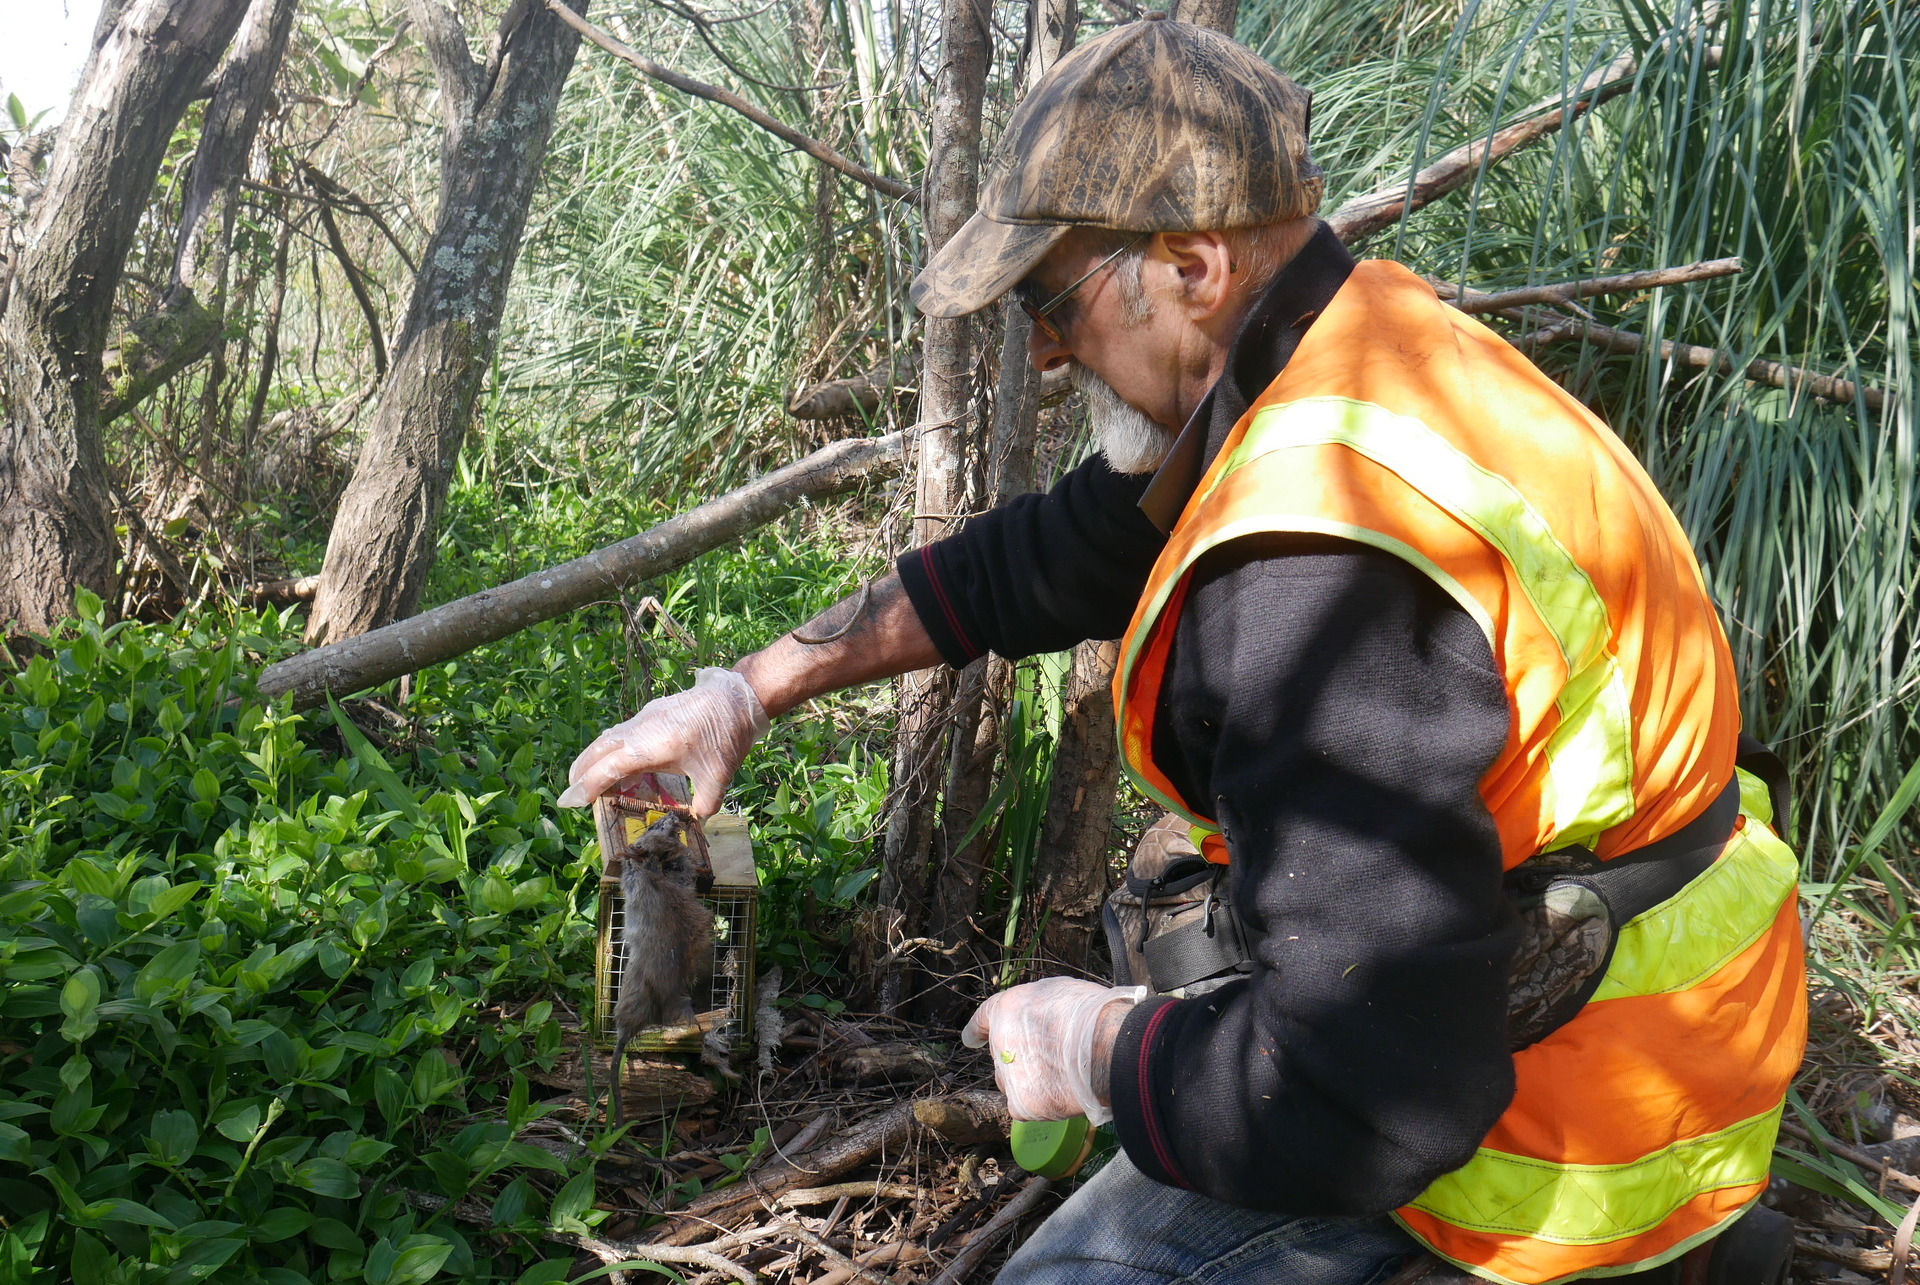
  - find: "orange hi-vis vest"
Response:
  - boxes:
[1113,261,1806,1285]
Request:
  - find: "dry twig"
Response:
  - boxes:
[761,1216,897,1285]
[1434,259,1744,315]
[1779,1120,1920,1196]
[924,1175,1054,1285]
[1797,1235,1893,1273]
[778,1180,926,1206]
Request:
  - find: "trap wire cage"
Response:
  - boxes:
[592,796,759,1058]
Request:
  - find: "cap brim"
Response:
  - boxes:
[910,213,1072,318]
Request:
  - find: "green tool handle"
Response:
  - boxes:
[1010,1116,1095,1179]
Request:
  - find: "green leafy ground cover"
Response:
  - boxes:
[0,468,894,1281]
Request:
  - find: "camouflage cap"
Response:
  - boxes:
[912,14,1323,319]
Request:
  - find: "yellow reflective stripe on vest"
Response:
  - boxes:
[1408,1104,1782,1245]
[1229,398,1636,846]
[1592,807,1797,1002]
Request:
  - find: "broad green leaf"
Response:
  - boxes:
[77,1197,175,1230]
[145,1109,200,1166]
[289,1157,360,1200]
[547,1169,597,1231]
[251,1206,314,1243]
[211,1100,263,1143]
[58,969,100,1043]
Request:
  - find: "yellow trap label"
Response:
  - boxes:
[623,810,669,842]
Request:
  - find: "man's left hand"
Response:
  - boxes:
[962,978,1145,1125]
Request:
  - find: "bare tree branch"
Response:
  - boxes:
[303,162,390,376]
[242,177,419,274]
[1523,315,1889,414]
[406,0,481,156]
[1425,267,1890,414]
[1324,49,1724,244]
[1436,257,1745,314]
[542,0,915,201]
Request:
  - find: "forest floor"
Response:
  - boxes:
[446,949,1920,1285]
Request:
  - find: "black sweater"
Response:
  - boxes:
[896,224,1522,1214]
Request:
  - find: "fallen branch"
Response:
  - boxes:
[790,355,919,421]
[406,1187,786,1284]
[912,1089,1009,1147]
[1426,263,1889,414]
[1436,258,1745,315]
[247,573,321,604]
[541,0,914,201]
[813,1243,931,1285]
[760,1216,898,1285]
[1796,1235,1893,1273]
[561,1226,790,1284]
[777,1180,925,1207]
[1327,51,1648,244]
[256,429,912,706]
[790,359,1072,422]
[923,1175,1054,1285]
[650,1097,923,1245]
[1329,41,1725,246]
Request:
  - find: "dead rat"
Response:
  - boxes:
[609,812,715,1126]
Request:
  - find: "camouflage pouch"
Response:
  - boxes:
[1103,815,1252,997]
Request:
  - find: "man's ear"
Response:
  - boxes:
[1156,231,1236,318]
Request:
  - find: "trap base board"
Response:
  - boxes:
[593,812,758,1057]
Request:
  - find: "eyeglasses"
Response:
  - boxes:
[1015,232,1149,346]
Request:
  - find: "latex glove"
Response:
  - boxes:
[556,667,770,818]
[962,978,1146,1125]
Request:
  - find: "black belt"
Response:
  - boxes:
[1508,771,1740,920]
[1140,735,1783,999]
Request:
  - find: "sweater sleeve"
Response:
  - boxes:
[1108,534,1521,1216]
[895,455,1165,666]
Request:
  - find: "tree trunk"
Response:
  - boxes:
[305,0,584,645]
[878,0,991,975]
[101,0,299,428]
[924,0,1081,996]
[0,0,252,636]
[1033,638,1121,973]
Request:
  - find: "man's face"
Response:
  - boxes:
[1017,230,1240,473]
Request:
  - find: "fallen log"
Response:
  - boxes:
[256,429,913,707]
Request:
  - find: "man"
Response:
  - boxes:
[560,17,1806,1285]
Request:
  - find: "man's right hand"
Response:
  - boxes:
[556,666,769,817]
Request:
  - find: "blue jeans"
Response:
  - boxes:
[997,1152,1425,1285]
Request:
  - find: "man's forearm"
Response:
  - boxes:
[734,573,944,718]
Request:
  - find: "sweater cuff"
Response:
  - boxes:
[896,546,983,668]
[1108,994,1193,1190]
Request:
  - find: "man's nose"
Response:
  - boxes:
[1027,316,1073,372]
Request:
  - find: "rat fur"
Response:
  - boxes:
[609,813,715,1125]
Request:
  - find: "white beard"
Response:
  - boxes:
[1071,362,1176,475]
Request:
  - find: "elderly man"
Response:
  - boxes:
[562,16,1805,1285]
